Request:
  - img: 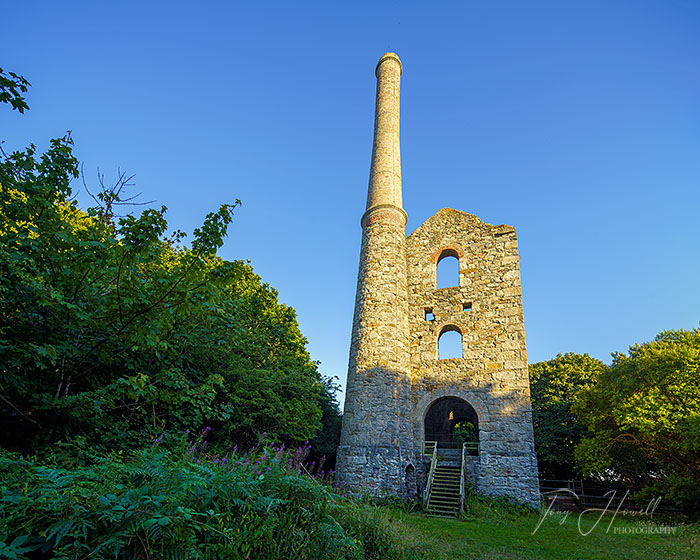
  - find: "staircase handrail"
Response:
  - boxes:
[423,440,438,509]
[460,442,467,514]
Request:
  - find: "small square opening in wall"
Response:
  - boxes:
[463,302,472,312]
[425,308,435,321]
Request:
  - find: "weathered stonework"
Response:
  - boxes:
[336,53,539,507]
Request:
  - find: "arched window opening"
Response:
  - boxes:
[438,325,462,360]
[424,396,479,454]
[436,249,460,288]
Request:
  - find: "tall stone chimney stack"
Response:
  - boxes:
[366,52,404,213]
[336,52,412,497]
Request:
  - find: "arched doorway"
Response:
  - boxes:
[424,396,479,453]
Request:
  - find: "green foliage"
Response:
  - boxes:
[636,473,700,519]
[452,421,478,448]
[308,376,343,467]
[460,484,537,523]
[0,73,330,455]
[0,441,416,559]
[529,353,607,479]
[206,260,325,445]
[574,329,700,513]
[0,68,30,113]
[362,495,421,515]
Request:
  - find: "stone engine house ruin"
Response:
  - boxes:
[336,53,540,511]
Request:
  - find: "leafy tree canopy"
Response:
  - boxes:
[0,69,335,455]
[574,328,700,488]
[529,353,607,479]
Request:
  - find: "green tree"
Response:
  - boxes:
[529,353,607,479]
[308,376,343,469]
[0,69,330,455]
[574,328,700,513]
[192,258,326,445]
[575,329,700,477]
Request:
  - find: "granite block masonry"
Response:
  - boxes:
[335,52,540,507]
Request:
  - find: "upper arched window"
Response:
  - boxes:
[438,325,463,360]
[436,249,459,289]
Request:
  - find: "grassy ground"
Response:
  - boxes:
[381,505,700,560]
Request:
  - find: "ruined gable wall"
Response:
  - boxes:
[405,208,540,505]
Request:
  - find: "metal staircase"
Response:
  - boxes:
[426,464,462,517]
[423,440,475,517]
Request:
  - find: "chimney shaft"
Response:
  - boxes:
[365,52,404,221]
[337,53,411,497]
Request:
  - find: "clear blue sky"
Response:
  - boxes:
[3,1,699,404]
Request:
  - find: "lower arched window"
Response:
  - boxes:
[438,325,463,359]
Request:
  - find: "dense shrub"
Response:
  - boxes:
[0,435,416,559]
